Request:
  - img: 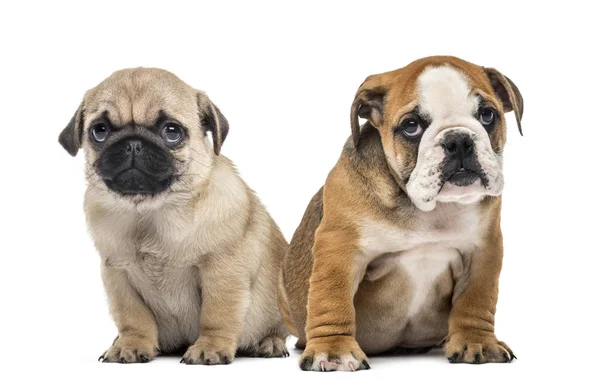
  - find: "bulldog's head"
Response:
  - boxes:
[351,56,523,211]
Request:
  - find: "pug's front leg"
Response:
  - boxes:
[99,265,160,363]
[181,255,249,365]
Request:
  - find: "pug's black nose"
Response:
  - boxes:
[125,140,143,155]
[442,133,474,160]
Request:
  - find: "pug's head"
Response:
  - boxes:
[350,56,523,211]
[59,68,228,207]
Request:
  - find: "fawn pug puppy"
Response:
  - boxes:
[59,68,288,364]
[279,56,523,371]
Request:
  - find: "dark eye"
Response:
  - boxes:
[162,124,183,144]
[479,108,496,127]
[399,118,423,138]
[91,124,109,142]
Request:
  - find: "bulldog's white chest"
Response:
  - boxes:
[358,204,480,320]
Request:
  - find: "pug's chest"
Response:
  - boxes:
[126,250,203,321]
[132,239,201,290]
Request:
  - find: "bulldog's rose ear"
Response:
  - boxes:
[197,92,229,155]
[485,68,524,135]
[58,101,85,156]
[351,75,387,148]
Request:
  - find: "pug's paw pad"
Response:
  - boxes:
[181,337,236,365]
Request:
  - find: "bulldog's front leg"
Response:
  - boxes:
[99,265,160,363]
[181,255,250,365]
[446,227,515,364]
[300,228,369,372]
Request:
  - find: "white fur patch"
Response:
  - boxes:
[312,352,363,372]
[359,203,481,259]
[406,65,504,211]
[399,246,460,317]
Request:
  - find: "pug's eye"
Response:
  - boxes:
[479,108,496,128]
[162,124,183,144]
[91,124,109,142]
[400,118,423,138]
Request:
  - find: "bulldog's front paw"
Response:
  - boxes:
[299,335,370,372]
[445,333,516,364]
[181,336,236,365]
[99,335,159,363]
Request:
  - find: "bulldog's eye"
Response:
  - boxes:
[479,108,496,127]
[91,124,109,142]
[162,124,183,143]
[400,119,423,138]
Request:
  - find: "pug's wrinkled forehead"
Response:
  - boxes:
[59,67,229,157]
[84,68,198,130]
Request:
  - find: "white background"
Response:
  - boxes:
[1,1,598,387]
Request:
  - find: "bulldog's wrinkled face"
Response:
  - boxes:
[351,56,523,212]
[59,68,228,207]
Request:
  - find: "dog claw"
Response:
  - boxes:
[320,360,326,371]
[349,362,356,372]
[361,360,370,370]
[448,352,459,363]
[180,358,186,364]
[299,356,313,371]
[98,355,105,362]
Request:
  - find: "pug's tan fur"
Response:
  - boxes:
[60,68,288,364]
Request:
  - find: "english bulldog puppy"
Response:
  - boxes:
[279,56,523,371]
[59,68,288,364]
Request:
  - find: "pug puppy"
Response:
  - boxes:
[59,68,288,364]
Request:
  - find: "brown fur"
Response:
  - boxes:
[280,56,522,370]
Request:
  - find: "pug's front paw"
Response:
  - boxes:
[99,335,159,363]
[299,335,370,372]
[181,336,236,365]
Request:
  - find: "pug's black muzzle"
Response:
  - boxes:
[96,137,175,195]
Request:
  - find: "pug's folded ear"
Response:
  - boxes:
[485,68,524,135]
[197,92,229,155]
[59,101,85,156]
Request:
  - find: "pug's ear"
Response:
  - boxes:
[197,92,229,155]
[59,102,85,156]
[485,67,524,135]
[350,75,386,148]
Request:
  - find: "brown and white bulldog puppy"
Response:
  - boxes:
[279,56,523,371]
[59,68,288,364]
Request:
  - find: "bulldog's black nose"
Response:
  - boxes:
[442,133,474,161]
[125,140,143,155]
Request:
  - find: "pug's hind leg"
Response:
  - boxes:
[248,333,289,358]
